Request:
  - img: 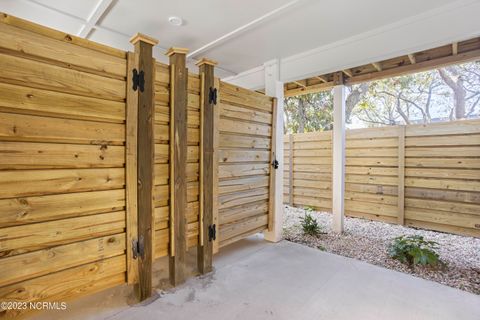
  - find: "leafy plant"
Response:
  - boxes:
[388,235,440,267]
[304,206,315,213]
[300,213,321,236]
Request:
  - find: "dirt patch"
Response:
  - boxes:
[283,205,480,295]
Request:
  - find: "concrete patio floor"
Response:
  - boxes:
[34,235,480,320]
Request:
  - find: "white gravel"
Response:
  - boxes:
[283,205,480,295]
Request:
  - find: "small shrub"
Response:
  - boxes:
[300,213,321,236]
[304,206,315,213]
[388,235,440,267]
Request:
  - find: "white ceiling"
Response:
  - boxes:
[0,0,478,80]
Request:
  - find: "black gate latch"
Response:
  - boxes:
[272,152,279,169]
[208,224,216,242]
[272,159,279,169]
[209,87,217,105]
[132,235,145,259]
[132,69,145,92]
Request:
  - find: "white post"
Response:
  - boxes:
[332,75,345,233]
[264,59,284,242]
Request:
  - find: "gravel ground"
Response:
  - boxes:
[283,205,480,295]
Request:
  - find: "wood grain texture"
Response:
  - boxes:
[0,112,124,145]
[125,51,138,284]
[0,82,125,123]
[284,119,480,237]
[217,82,275,247]
[133,40,155,300]
[0,52,125,101]
[0,13,129,315]
[197,62,214,274]
[0,233,126,287]
[168,51,188,286]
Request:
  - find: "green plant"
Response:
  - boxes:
[388,235,440,267]
[300,213,321,236]
[304,206,315,212]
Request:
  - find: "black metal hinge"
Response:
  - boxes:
[132,235,145,259]
[209,87,217,105]
[132,69,145,92]
[208,224,216,242]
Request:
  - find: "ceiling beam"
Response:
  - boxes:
[285,81,334,97]
[407,54,416,64]
[452,42,458,55]
[372,62,382,72]
[187,0,301,59]
[346,48,480,85]
[78,0,115,38]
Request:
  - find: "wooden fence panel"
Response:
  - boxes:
[404,120,480,237]
[217,81,275,248]
[284,119,480,237]
[153,62,171,259]
[153,67,201,260]
[0,14,128,317]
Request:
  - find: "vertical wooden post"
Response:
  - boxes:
[197,58,217,274]
[129,33,158,301]
[167,47,189,286]
[268,98,278,232]
[212,77,220,255]
[288,134,294,206]
[126,52,138,285]
[332,71,345,233]
[397,126,406,225]
[263,59,284,243]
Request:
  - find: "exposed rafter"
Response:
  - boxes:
[342,69,353,78]
[285,81,333,97]
[78,0,115,38]
[315,75,328,83]
[284,37,480,97]
[452,42,458,55]
[372,62,382,72]
[293,80,306,88]
[408,54,416,64]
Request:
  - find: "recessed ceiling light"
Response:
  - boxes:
[168,16,183,27]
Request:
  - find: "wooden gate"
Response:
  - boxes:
[216,81,277,248]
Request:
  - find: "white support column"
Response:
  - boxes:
[264,59,284,242]
[332,73,345,233]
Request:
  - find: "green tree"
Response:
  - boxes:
[284,91,333,133]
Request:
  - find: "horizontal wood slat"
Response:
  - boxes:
[0,52,125,101]
[0,112,125,145]
[284,119,480,237]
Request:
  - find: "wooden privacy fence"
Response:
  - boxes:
[284,120,480,237]
[0,13,278,318]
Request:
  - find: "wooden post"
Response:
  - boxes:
[268,98,278,232]
[167,47,189,286]
[212,77,220,255]
[126,52,138,285]
[263,59,284,242]
[288,134,294,206]
[129,33,158,301]
[332,72,345,233]
[397,126,406,225]
[196,58,217,274]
